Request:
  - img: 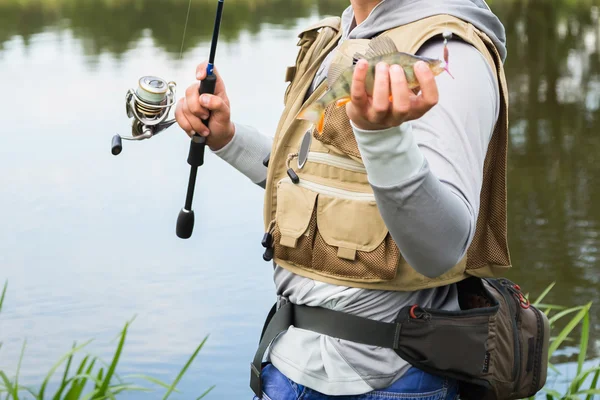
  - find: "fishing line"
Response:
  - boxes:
[179,0,193,60]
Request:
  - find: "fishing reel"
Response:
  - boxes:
[111,76,178,155]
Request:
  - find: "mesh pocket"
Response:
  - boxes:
[312,103,361,160]
[312,230,400,281]
[273,207,317,269]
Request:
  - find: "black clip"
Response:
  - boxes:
[263,247,274,261]
[287,168,300,184]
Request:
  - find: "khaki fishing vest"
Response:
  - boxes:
[262,14,511,291]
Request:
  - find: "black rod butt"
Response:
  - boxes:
[176,208,195,239]
[112,135,123,155]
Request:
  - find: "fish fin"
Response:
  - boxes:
[364,35,398,59]
[353,52,367,62]
[317,112,326,135]
[327,63,347,87]
[297,103,323,123]
[335,96,351,108]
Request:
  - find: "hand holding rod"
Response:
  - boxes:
[176,0,225,239]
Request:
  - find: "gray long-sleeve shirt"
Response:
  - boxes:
[212,37,499,395]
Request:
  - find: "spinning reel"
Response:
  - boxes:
[111,76,178,155]
[110,0,225,240]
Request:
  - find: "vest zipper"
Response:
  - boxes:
[279,177,375,202]
[305,152,367,173]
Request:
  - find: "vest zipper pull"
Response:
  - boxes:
[262,220,276,259]
[287,168,300,184]
[263,247,274,261]
[261,232,273,248]
[286,153,300,184]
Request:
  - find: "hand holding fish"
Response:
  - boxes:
[297,35,453,134]
[346,59,439,131]
[175,61,235,151]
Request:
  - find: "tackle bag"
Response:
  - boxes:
[250,277,550,400]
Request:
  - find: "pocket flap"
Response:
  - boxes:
[276,181,318,248]
[317,196,388,253]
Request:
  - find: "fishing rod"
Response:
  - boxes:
[176,0,225,239]
[110,0,226,240]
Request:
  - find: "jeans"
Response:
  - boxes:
[257,363,460,400]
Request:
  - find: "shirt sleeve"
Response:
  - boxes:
[353,38,500,278]
[211,122,272,188]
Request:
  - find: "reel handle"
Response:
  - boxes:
[111,135,123,155]
[175,73,217,239]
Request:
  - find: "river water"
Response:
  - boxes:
[0,0,599,398]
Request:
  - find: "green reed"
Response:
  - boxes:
[524,282,599,400]
[0,281,214,400]
[1,279,599,399]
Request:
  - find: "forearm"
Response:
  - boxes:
[353,39,499,278]
[212,122,272,188]
[354,124,474,278]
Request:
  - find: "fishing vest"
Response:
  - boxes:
[262,14,511,291]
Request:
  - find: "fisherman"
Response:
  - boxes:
[175,0,510,398]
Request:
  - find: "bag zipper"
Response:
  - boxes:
[530,305,545,395]
[494,279,523,394]
[279,177,375,202]
[305,152,367,173]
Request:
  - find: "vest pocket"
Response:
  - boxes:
[272,177,399,282]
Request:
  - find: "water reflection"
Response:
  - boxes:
[0,0,344,58]
[492,2,600,355]
[0,0,599,396]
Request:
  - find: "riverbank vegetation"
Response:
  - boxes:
[1,279,598,399]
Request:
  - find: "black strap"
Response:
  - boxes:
[250,302,403,397]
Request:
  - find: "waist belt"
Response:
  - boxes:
[250,300,412,398]
[249,277,552,400]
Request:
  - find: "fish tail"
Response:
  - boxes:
[443,60,454,79]
[298,102,327,135]
[442,39,454,79]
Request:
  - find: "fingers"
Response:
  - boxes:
[175,96,208,137]
[350,59,369,110]
[175,99,192,135]
[371,63,391,122]
[185,83,209,119]
[198,93,228,114]
[410,61,439,117]
[389,64,410,121]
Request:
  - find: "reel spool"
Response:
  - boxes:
[111,76,177,155]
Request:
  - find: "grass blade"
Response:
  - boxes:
[38,340,93,399]
[94,322,129,398]
[196,384,215,400]
[14,339,26,393]
[0,281,7,314]
[124,375,178,391]
[577,311,590,377]
[533,282,556,306]
[585,369,600,400]
[544,388,563,398]
[548,305,586,325]
[162,335,209,400]
[66,358,97,400]
[548,362,561,375]
[549,304,590,357]
[0,371,18,400]
[569,366,600,396]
